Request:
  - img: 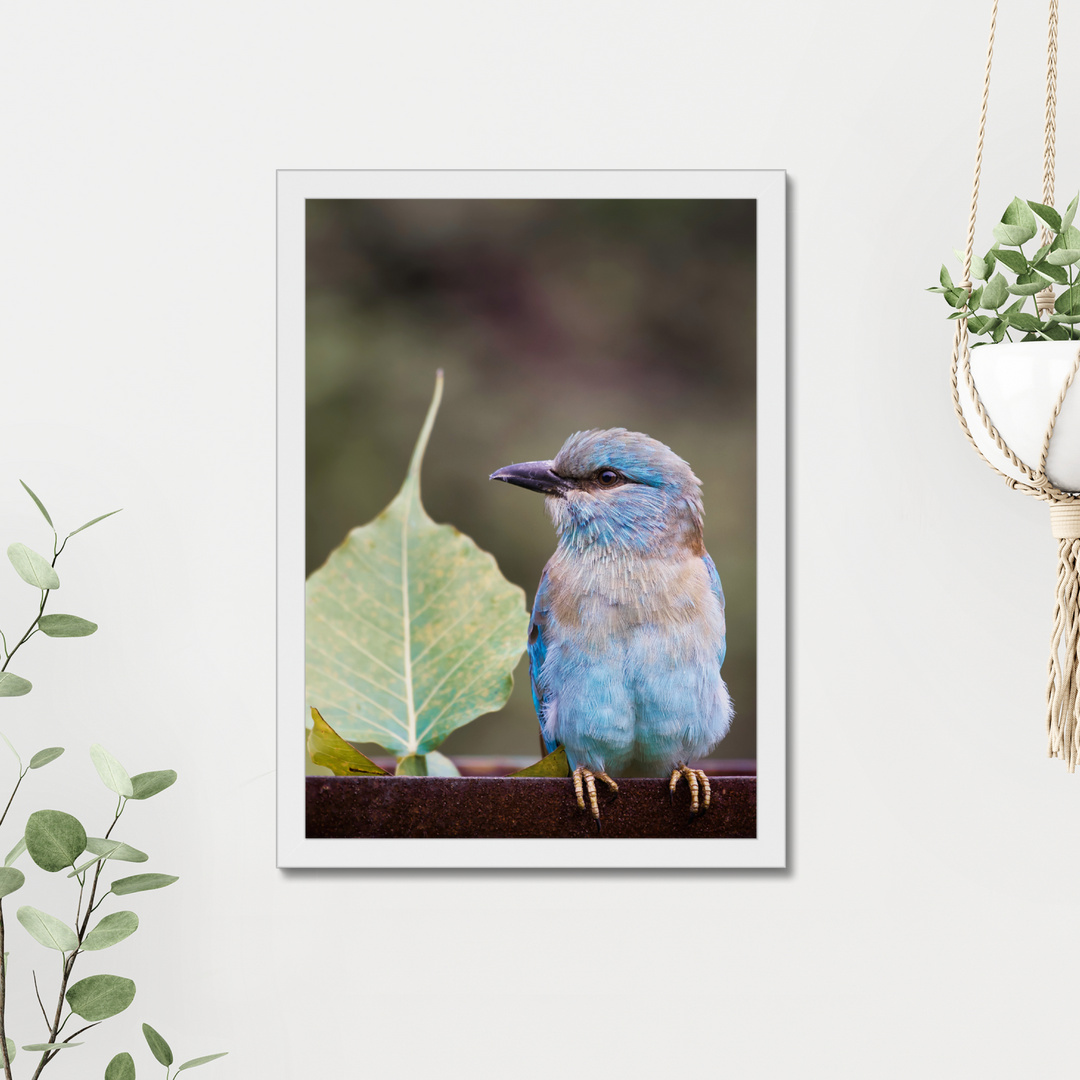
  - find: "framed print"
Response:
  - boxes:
[277,170,786,868]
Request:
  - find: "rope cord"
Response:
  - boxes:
[949,0,1080,769]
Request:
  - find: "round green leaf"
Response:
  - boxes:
[0,867,25,898]
[24,810,87,873]
[16,906,79,952]
[37,614,97,638]
[82,910,138,951]
[65,974,136,1021]
[306,373,528,756]
[0,673,32,698]
[6,543,59,591]
[110,873,178,896]
[177,1052,229,1072]
[105,1052,136,1080]
[142,1023,173,1067]
[90,745,133,798]
[28,747,64,770]
[128,770,178,800]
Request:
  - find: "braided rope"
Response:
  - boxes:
[951,1,1080,768]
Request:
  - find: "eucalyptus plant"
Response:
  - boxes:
[929,193,1080,344]
[0,483,226,1079]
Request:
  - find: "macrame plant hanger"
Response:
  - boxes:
[951,0,1080,770]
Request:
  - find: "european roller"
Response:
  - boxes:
[491,427,733,823]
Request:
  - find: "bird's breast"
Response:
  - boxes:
[544,550,723,653]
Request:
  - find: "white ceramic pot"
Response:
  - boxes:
[960,339,1080,492]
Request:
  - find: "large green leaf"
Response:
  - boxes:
[66,974,136,1020]
[306,372,528,756]
[24,810,86,873]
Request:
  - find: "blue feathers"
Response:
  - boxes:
[493,428,734,776]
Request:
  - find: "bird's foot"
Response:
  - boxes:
[669,764,711,815]
[572,766,619,825]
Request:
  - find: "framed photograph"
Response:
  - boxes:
[277,170,786,868]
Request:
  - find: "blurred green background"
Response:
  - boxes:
[306,198,756,761]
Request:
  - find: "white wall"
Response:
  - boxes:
[2,2,1077,1076]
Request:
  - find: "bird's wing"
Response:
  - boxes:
[702,552,728,671]
[527,565,558,755]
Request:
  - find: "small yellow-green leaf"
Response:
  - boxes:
[509,745,570,777]
[306,371,529,756]
[307,708,388,776]
[177,1052,228,1072]
[7,544,59,590]
[90,744,133,798]
[395,754,428,775]
[19,481,53,530]
[21,1042,81,1051]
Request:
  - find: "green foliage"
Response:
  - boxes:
[0,484,225,1080]
[143,1023,173,1066]
[306,372,529,768]
[930,192,1080,344]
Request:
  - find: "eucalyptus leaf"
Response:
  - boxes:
[0,673,31,698]
[970,253,990,281]
[992,247,1027,274]
[1007,279,1047,296]
[24,810,86,872]
[307,707,389,776]
[993,196,1038,245]
[21,1042,81,1051]
[128,769,177,800]
[143,1023,173,1067]
[1028,200,1062,231]
[1032,261,1068,285]
[66,508,121,539]
[6,544,59,590]
[0,733,19,768]
[82,910,139,951]
[0,867,25,898]
[939,263,955,289]
[19,481,54,530]
[29,747,64,769]
[65,974,136,1020]
[306,372,529,756]
[509,745,570,777]
[110,873,178,896]
[16,905,79,951]
[1005,312,1043,332]
[4,837,26,867]
[37,614,97,637]
[1064,193,1079,232]
[105,1052,136,1080]
[1045,248,1080,266]
[85,837,148,862]
[1057,285,1080,316]
[980,272,1009,310]
[90,744,133,798]
[177,1053,229,1072]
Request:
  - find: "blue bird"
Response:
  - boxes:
[491,428,733,822]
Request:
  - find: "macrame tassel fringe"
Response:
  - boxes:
[1046,508,1080,770]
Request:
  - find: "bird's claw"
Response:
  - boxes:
[572,766,619,825]
[669,765,711,815]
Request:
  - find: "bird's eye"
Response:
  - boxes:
[597,470,620,487]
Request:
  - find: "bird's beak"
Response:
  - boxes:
[489,460,569,496]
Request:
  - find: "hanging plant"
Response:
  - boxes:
[945,0,1080,771]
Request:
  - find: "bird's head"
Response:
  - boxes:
[490,428,705,556]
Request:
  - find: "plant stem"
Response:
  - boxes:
[0,900,11,1080]
[0,771,27,835]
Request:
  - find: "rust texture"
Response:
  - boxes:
[306,776,756,839]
